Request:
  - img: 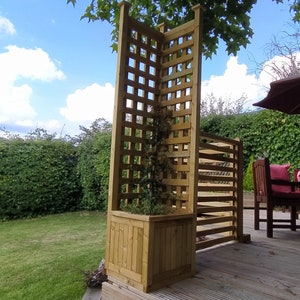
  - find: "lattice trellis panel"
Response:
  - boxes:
[108,2,202,214]
[159,22,199,211]
[119,15,163,209]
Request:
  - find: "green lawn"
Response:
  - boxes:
[0,211,106,300]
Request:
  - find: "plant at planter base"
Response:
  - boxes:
[83,259,108,288]
[121,107,174,215]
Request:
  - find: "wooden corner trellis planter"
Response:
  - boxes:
[104,0,203,295]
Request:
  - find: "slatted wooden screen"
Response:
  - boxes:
[196,131,244,250]
[108,2,202,214]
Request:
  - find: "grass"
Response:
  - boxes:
[0,211,107,300]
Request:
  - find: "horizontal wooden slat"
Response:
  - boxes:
[161,81,192,94]
[120,149,144,157]
[197,215,235,225]
[125,78,159,94]
[163,20,194,41]
[126,51,160,73]
[198,186,236,192]
[161,53,193,69]
[128,16,164,41]
[161,38,194,56]
[172,108,192,117]
[166,151,190,158]
[160,95,192,106]
[200,130,241,146]
[119,193,140,199]
[165,136,190,145]
[195,236,234,250]
[198,152,237,164]
[121,135,145,144]
[196,225,235,236]
[170,122,191,131]
[172,164,190,171]
[198,163,235,173]
[123,93,158,107]
[197,195,236,202]
[198,174,236,182]
[123,121,152,131]
[164,179,189,186]
[199,142,237,155]
[123,105,154,118]
[120,164,142,171]
[161,68,193,82]
[197,206,236,214]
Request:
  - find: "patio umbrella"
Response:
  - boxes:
[253,75,300,114]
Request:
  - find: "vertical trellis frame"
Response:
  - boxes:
[108,1,203,214]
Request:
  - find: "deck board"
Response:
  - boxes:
[151,209,300,300]
[102,209,300,300]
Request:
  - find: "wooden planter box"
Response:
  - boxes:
[105,211,196,293]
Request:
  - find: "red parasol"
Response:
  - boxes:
[253,75,300,114]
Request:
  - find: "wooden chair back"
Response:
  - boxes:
[252,158,272,205]
[252,157,300,237]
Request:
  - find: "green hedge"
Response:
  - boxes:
[0,137,81,220]
[201,109,300,190]
[2,109,300,219]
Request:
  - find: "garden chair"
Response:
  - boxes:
[252,157,300,238]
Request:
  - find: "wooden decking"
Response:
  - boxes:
[102,209,300,300]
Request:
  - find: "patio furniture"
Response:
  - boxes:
[252,157,300,237]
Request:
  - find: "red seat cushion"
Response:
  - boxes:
[296,170,300,182]
[270,164,291,193]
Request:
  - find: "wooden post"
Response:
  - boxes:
[188,4,203,275]
[105,1,131,272]
[107,1,131,212]
[235,138,245,241]
[189,4,203,213]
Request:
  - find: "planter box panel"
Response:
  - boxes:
[152,219,193,276]
[106,211,195,292]
[109,215,144,276]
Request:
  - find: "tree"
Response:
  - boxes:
[257,25,300,81]
[200,92,246,117]
[76,118,112,210]
[67,0,300,58]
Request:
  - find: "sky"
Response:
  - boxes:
[0,0,299,137]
